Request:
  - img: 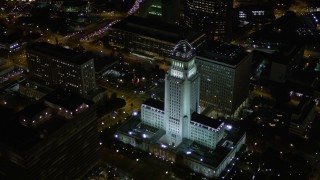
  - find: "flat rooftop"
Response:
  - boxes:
[0,92,94,151]
[175,139,229,167]
[191,112,223,129]
[117,117,166,144]
[20,79,54,94]
[0,116,40,151]
[198,41,247,66]
[0,113,68,151]
[116,115,246,169]
[27,42,93,65]
[110,16,203,44]
[176,128,246,168]
[19,103,48,119]
[271,44,303,65]
[44,90,91,111]
[250,11,320,45]
[0,106,16,124]
[290,98,315,125]
[143,98,164,111]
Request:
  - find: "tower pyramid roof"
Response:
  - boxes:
[172,40,195,59]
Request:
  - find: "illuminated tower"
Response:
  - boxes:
[164,40,200,146]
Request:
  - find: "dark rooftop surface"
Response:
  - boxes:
[198,41,247,66]
[291,98,315,125]
[44,90,91,111]
[143,98,164,111]
[111,16,202,44]
[0,92,93,151]
[20,79,54,94]
[0,113,67,151]
[19,103,48,119]
[221,128,246,145]
[0,117,40,151]
[191,112,223,129]
[93,55,118,74]
[250,11,320,45]
[27,42,93,65]
[293,101,315,125]
[271,44,303,65]
[0,106,16,124]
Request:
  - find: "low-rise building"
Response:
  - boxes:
[0,90,99,180]
[289,98,317,139]
[107,16,206,59]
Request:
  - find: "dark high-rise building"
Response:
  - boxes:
[162,0,181,24]
[184,0,233,41]
[196,41,252,118]
[0,91,99,180]
[26,42,96,96]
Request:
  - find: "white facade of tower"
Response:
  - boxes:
[164,40,200,146]
[117,40,247,179]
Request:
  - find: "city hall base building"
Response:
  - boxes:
[116,41,246,178]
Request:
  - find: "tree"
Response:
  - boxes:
[110,92,117,100]
[110,98,126,109]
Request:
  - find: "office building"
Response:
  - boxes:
[0,90,99,180]
[289,97,317,139]
[146,0,181,24]
[196,41,252,118]
[107,16,206,59]
[146,0,162,18]
[269,45,304,83]
[116,41,246,178]
[235,5,275,26]
[250,44,304,84]
[184,0,233,41]
[26,42,96,96]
